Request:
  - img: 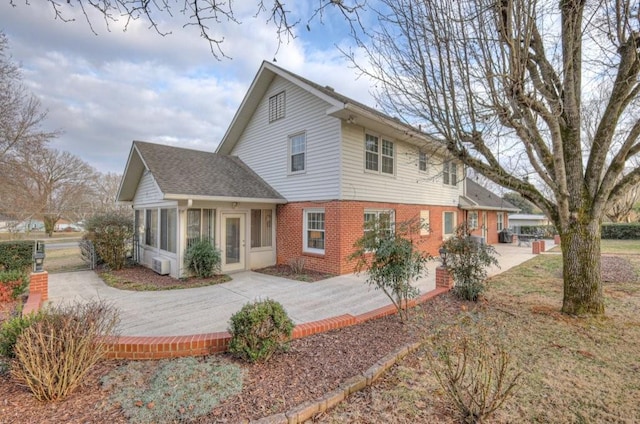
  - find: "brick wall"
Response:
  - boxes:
[29,271,48,302]
[277,200,460,275]
[465,210,502,245]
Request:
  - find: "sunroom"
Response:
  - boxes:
[117,141,286,278]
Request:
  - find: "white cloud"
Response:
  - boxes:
[0,1,376,173]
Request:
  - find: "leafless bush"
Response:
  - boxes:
[288,257,306,274]
[427,323,521,423]
[11,301,120,401]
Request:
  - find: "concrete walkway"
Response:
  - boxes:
[47,241,555,337]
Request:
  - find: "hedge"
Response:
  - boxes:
[0,241,35,272]
[601,223,640,240]
[0,270,28,302]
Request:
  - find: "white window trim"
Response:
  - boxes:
[497,212,505,231]
[364,132,395,176]
[468,211,479,230]
[288,132,307,175]
[443,211,457,239]
[418,151,428,173]
[303,208,325,255]
[443,160,458,187]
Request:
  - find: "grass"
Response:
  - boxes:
[321,250,640,423]
[43,247,88,273]
[600,239,640,254]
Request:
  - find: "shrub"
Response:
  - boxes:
[11,301,120,401]
[0,270,28,301]
[0,241,34,272]
[349,217,430,322]
[427,322,522,423]
[440,224,499,301]
[228,299,294,363]
[288,257,306,274]
[84,212,133,270]
[0,310,44,358]
[601,223,640,239]
[184,239,222,278]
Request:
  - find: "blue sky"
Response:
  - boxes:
[0,2,376,173]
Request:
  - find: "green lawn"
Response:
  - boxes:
[321,244,640,423]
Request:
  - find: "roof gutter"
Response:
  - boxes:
[164,194,287,204]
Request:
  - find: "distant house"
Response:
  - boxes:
[461,180,520,242]
[0,213,17,233]
[508,214,552,234]
[118,61,517,278]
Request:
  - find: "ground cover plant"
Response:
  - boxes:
[0,241,638,422]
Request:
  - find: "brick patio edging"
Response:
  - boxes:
[23,283,449,360]
[252,341,423,424]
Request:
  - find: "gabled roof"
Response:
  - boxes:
[117,141,285,203]
[459,180,520,212]
[216,61,441,155]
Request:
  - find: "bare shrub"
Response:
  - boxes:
[288,257,306,274]
[426,322,521,423]
[11,301,120,401]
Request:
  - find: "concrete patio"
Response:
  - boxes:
[47,240,556,337]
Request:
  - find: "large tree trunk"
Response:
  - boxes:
[560,219,604,315]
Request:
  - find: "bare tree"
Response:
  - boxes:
[606,179,639,222]
[0,144,97,237]
[0,33,57,162]
[8,0,366,59]
[349,0,640,315]
[92,172,130,215]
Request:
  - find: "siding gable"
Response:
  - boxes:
[133,171,164,205]
[230,76,342,201]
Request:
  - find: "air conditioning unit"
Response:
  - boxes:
[151,257,170,275]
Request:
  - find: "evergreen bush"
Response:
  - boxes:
[184,239,222,278]
[84,212,133,270]
[228,299,294,363]
[440,224,499,301]
[0,241,34,272]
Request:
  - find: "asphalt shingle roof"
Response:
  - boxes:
[463,179,519,211]
[134,141,284,200]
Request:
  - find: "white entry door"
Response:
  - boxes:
[221,213,245,272]
[482,211,488,242]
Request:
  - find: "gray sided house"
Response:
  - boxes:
[118,61,518,277]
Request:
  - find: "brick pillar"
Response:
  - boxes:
[538,240,546,252]
[29,271,48,301]
[436,266,454,289]
[554,235,561,245]
[512,234,518,245]
[532,241,541,255]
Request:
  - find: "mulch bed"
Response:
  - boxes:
[254,265,335,282]
[0,255,635,423]
[99,264,230,290]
